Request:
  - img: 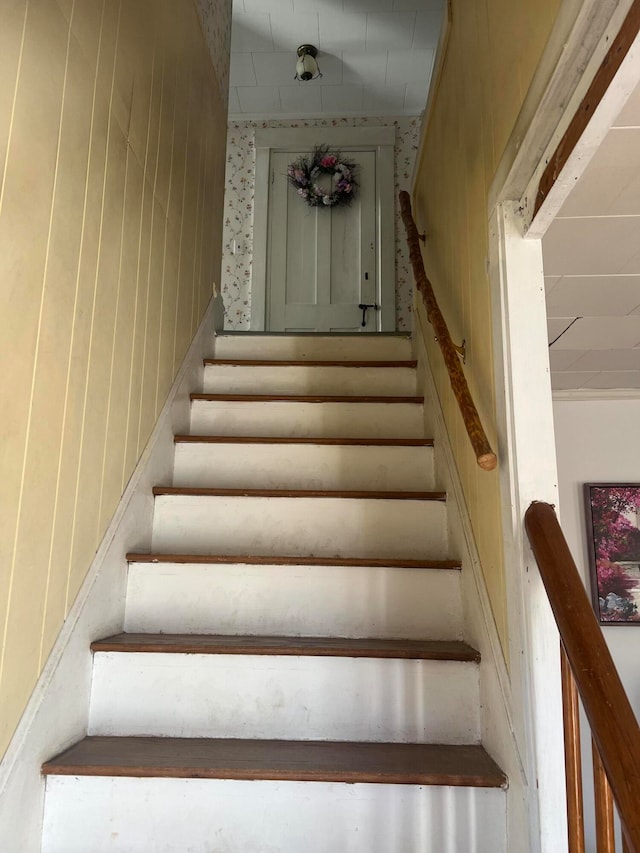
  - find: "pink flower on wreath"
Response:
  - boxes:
[320,155,337,168]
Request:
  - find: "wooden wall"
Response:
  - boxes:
[0,0,229,755]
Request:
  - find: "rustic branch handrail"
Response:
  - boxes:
[399,190,497,471]
[525,501,640,852]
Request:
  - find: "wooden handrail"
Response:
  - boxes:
[399,191,497,471]
[525,501,640,852]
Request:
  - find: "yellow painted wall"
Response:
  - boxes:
[413,0,562,654]
[0,0,228,756]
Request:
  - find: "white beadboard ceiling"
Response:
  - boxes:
[228,0,444,118]
[542,78,640,392]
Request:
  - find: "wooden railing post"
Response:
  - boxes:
[398,190,497,471]
[592,742,615,853]
[525,501,640,853]
[561,646,585,853]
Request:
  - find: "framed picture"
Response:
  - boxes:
[585,484,640,625]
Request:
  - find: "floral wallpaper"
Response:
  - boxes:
[221,116,422,331]
[195,0,233,106]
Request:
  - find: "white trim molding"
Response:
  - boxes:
[251,126,396,332]
[254,127,396,150]
[0,299,216,853]
[490,0,636,224]
[229,111,422,123]
[553,387,640,401]
[489,203,568,853]
[526,21,640,238]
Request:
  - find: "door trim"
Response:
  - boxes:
[251,126,396,331]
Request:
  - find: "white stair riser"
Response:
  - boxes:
[43,777,506,853]
[151,495,448,559]
[203,364,417,396]
[213,334,413,362]
[190,400,424,438]
[89,654,479,743]
[125,563,463,639]
[173,443,435,491]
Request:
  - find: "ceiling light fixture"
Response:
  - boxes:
[295,44,322,82]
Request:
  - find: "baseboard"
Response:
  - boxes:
[0,298,216,852]
[412,296,530,853]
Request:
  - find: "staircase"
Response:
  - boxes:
[40,333,507,852]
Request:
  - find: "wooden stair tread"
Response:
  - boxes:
[174,435,434,446]
[42,737,506,787]
[152,486,446,500]
[125,553,462,569]
[91,633,480,661]
[203,359,418,368]
[191,393,423,404]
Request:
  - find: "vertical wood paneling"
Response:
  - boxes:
[100,149,140,523]
[0,1,29,190]
[138,196,167,450]
[40,6,102,664]
[88,122,128,537]
[413,0,562,656]
[134,39,163,458]
[13,2,78,673]
[154,49,181,418]
[98,133,130,537]
[191,74,207,338]
[199,94,217,325]
[0,0,229,756]
[120,16,155,488]
[66,0,120,608]
[174,62,200,366]
[0,0,70,716]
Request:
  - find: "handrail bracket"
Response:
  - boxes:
[433,337,466,364]
[454,339,466,364]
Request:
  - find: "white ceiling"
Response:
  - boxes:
[228,0,444,118]
[542,80,640,392]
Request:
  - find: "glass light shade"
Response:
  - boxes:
[295,46,320,81]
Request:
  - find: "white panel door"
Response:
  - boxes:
[267,150,378,332]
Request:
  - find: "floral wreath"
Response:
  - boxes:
[287,146,359,208]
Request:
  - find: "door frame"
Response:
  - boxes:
[251,126,396,331]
